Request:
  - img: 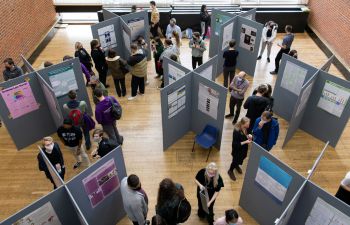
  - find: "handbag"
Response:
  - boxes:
[109,97,122,120]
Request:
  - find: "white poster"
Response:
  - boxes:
[222,22,234,50]
[13,202,62,225]
[239,24,257,52]
[199,65,213,81]
[198,83,219,120]
[123,30,131,53]
[128,18,145,41]
[48,65,78,97]
[317,80,350,118]
[168,64,186,85]
[168,85,186,119]
[98,24,117,50]
[296,80,315,117]
[281,61,308,96]
[305,197,350,225]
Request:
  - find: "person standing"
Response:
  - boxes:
[151,37,164,78]
[74,42,93,73]
[222,40,239,88]
[3,58,23,81]
[127,44,147,101]
[89,76,108,104]
[37,136,65,189]
[165,18,182,40]
[63,55,91,86]
[200,5,210,40]
[90,39,109,87]
[150,1,160,38]
[225,71,249,124]
[252,111,279,151]
[189,32,206,69]
[228,117,252,181]
[94,88,124,145]
[214,209,243,225]
[91,129,118,159]
[57,118,90,169]
[270,25,294,75]
[106,49,128,97]
[335,171,350,206]
[257,21,278,63]
[195,162,224,225]
[120,174,149,225]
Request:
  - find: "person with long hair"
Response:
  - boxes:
[90,39,109,87]
[200,4,210,40]
[228,117,252,181]
[74,41,93,72]
[106,49,128,97]
[195,162,224,225]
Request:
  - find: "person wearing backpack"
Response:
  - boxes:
[63,90,92,150]
[57,118,90,169]
[94,88,124,146]
[106,49,128,97]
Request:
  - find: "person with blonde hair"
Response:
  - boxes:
[228,117,252,181]
[74,41,93,73]
[195,162,224,225]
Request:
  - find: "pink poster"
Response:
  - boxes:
[0,82,39,119]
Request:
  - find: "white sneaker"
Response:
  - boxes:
[145,80,150,85]
[128,96,137,101]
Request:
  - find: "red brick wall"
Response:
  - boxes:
[0,0,56,75]
[308,0,350,67]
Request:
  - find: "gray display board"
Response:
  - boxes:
[39,147,65,189]
[120,18,132,60]
[306,142,329,180]
[37,58,93,117]
[240,8,257,21]
[1,186,82,225]
[287,181,350,225]
[0,73,57,150]
[272,54,319,122]
[320,55,335,72]
[103,9,118,20]
[64,186,90,225]
[163,57,191,87]
[20,54,35,73]
[194,55,218,81]
[66,146,127,225]
[239,143,306,225]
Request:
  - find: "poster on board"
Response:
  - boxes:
[255,156,292,203]
[168,64,186,85]
[296,81,315,117]
[239,24,257,52]
[0,82,39,119]
[168,85,186,119]
[280,61,308,96]
[215,14,232,36]
[98,24,117,51]
[12,202,62,225]
[305,197,350,225]
[198,83,219,120]
[222,22,234,50]
[48,65,78,98]
[317,80,350,118]
[199,65,213,81]
[82,158,120,208]
[128,18,145,42]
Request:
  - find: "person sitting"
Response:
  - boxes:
[252,111,279,151]
[166,18,182,40]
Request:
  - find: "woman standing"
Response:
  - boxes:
[195,162,224,225]
[74,42,93,72]
[228,117,252,181]
[151,37,164,78]
[90,39,109,87]
[105,49,128,97]
[200,5,210,40]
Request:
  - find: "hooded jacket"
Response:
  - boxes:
[95,96,119,125]
[106,56,127,79]
[127,49,147,78]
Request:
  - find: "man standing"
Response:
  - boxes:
[120,174,149,225]
[3,58,23,81]
[270,25,294,75]
[189,32,206,69]
[150,1,160,38]
[165,18,182,39]
[252,111,279,151]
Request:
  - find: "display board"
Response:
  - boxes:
[305,142,329,180]
[102,9,118,20]
[163,57,191,87]
[194,55,218,81]
[64,186,90,225]
[120,19,132,59]
[39,148,65,189]
[240,8,257,21]
[66,146,127,225]
[320,55,334,72]
[239,143,305,225]
[20,54,35,73]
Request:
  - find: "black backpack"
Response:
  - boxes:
[108,97,122,120]
[176,198,191,223]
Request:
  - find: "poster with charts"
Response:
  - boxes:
[168,64,186,85]
[215,13,232,36]
[280,61,308,96]
[1,82,39,119]
[12,202,62,225]
[123,30,131,53]
[48,65,78,97]
[222,22,234,50]
[198,83,219,120]
[128,18,145,42]
[167,85,186,119]
[255,156,292,203]
[305,197,350,225]
[317,80,350,118]
[296,80,315,117]
[199,65,213,80]
[98,24,117,50]
[239,24,257,52]
[82,159,120,208]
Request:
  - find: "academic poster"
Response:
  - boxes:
[167,85,186,119]
[215,13,232,35]
[48,65,78,98]
[222,22,234,50]
[168,64,186,85]
[239,24,257,52]
[198,83,219,120]
[128,18,145,42]
[98,24,117,50]
[199,65,213,81]
[280,61,308,96]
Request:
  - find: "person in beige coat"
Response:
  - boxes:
[106,49,128,97]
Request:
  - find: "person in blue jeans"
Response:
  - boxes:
[252,111,279,151]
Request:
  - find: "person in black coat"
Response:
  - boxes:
[200,5,210,40]
[90,39,109,87]
[37,136,65,189]
[228,117,252,181]
[75,41,93,72]
[91,129,117,159]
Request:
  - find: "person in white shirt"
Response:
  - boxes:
[166,18,182,39]
[214,209,243,225]
[257,21,278,63]
[335,171,350,206]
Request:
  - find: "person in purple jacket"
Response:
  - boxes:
[94,88,123,146]
[63,55,91,86]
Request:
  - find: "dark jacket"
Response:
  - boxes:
[95,96,119,125]
[200,11,210,23]
[91,48,107,70]
[231,128,249,165]
[96,137,117,158]
[243,95,270,121]
[106,56,127,79]
[75,48,92,67]
[3,66,23,81]
[252,117,279,151]
[153,44,164,61]
[38,143,65,180]
[127,50,147,78]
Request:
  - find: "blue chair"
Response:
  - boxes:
[192,125,218,162]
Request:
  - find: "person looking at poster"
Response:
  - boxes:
[89,75,108,105]
[257,21,278,63]
[3,58,23,81]
[91,129,118,158]
[151,37,164,79]
[150,1,160,38]
[74,41,93,73]
[189,32,206,69]
[195,162,224,225]
[335,171,350,206]
[214,209,243,225]
[90,39,109,87]
[105,49,128,97]
[37,136,65,189]
[270,25,294,75]
[165,18,182,40]
[222,40,239,88]
[200,5,211,40]
[120,174,150,225]
[252,111,279,151]
[63,55,91,86]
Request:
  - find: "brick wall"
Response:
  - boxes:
[0,0,56,76]
[308,0,350,68]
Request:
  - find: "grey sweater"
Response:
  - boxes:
[189,38,206,57]
[229,76,249,99]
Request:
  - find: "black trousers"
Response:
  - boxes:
[203,23,209,40]
[131,75,145,97]
[192,56,203,69]
[274,48,290,73]
[223,66,235,88]
[113,78,126,97]
[229,96,243,122]
[197,191,215,225]
[47,167,65,189]
[150,22,160,38]
[96,66,108,87]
